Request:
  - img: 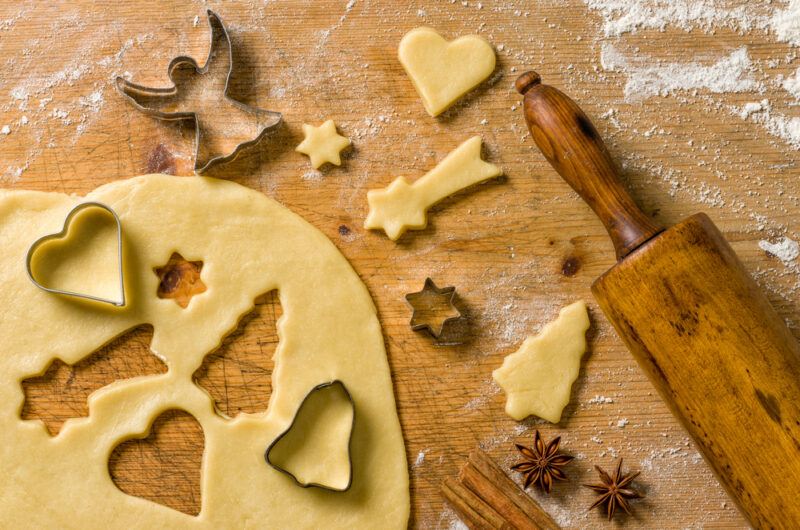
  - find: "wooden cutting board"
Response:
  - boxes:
[2,1,798,527]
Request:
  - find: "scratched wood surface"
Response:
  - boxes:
[2,1,799,528]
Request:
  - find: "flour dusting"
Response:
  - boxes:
[759,236,800,263]
[601,43,758,101]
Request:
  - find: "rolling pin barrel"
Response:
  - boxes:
[518,70,800,528]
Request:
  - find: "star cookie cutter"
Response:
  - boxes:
[405,277,462,339]
[265,380,355,492]
[115,10,282,173]
[25,202,126,307]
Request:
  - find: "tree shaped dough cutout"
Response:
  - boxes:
[0,175,408,528]
[493,301,590,423]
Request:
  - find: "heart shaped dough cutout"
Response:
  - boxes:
[398,27,496,117]
[27,202,125,306]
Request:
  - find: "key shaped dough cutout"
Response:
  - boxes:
[364,136,501,240]
[493,301,590,423]
[399,27,496,117]
[0,175,408,529]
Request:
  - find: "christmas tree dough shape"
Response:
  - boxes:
[398,27,496,117]
[493,301,590,423]
[0,175,408,529]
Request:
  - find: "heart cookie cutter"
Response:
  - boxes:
[25,202,126,307]
[115,10,282,173]
[265,380,355,492]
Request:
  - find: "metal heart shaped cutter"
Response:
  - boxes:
[26,202,126,307]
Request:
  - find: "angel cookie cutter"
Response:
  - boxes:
[115,10,282,173]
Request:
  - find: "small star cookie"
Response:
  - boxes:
[296,119,351,169]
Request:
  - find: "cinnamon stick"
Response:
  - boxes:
[442,449,560,530]
[442,477,507,529]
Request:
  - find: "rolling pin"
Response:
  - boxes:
[516,70,800,528]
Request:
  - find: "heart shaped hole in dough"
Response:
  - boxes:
[109,409,204,516]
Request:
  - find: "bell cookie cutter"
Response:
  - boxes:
[25,201,126,307]
[405,277,462,339]
[115,9,282,174]
[265,380,355,492]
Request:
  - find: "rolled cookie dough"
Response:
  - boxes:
[0,175,408,529]
[493,301,590,423]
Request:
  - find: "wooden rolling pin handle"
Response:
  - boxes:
[516,71,663,260]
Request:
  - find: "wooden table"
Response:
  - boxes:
[2,1,798,527]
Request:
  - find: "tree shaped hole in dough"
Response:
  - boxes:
[193,290,281,418]
[493,301,590,423]
[0,175,408,528]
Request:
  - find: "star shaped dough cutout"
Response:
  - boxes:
[296,119,351,169]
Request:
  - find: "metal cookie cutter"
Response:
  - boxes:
[265,380,355,492]
[26,202,126,307]
[115,9,282,173]
[405,277,462,339]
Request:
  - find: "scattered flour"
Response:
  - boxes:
[600,43,758,101]
[0,125,10,135]
[782,67,800,99]
[301,169,324,182]
[738,99,770,120]
[585,0,800,46]
[588,395,614,404]
[759,236,800,263]
[414,450,426,467]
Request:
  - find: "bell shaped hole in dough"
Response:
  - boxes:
[109,409,205,516]
[20,325,164,436]
[266,381,354,491]
[28,205,123,304]
[193,290,281,417]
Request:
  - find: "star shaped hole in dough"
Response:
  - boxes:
[153,252,207,308]
[296,119,352,169]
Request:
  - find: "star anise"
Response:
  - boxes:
[584,459,644,520]
[511,430,574,493]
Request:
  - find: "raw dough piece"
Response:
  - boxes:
[493,301,590,423]
[0,175,408,529]
[295,119,351,168]
[398,27,496,117]
[364,136,501,240]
